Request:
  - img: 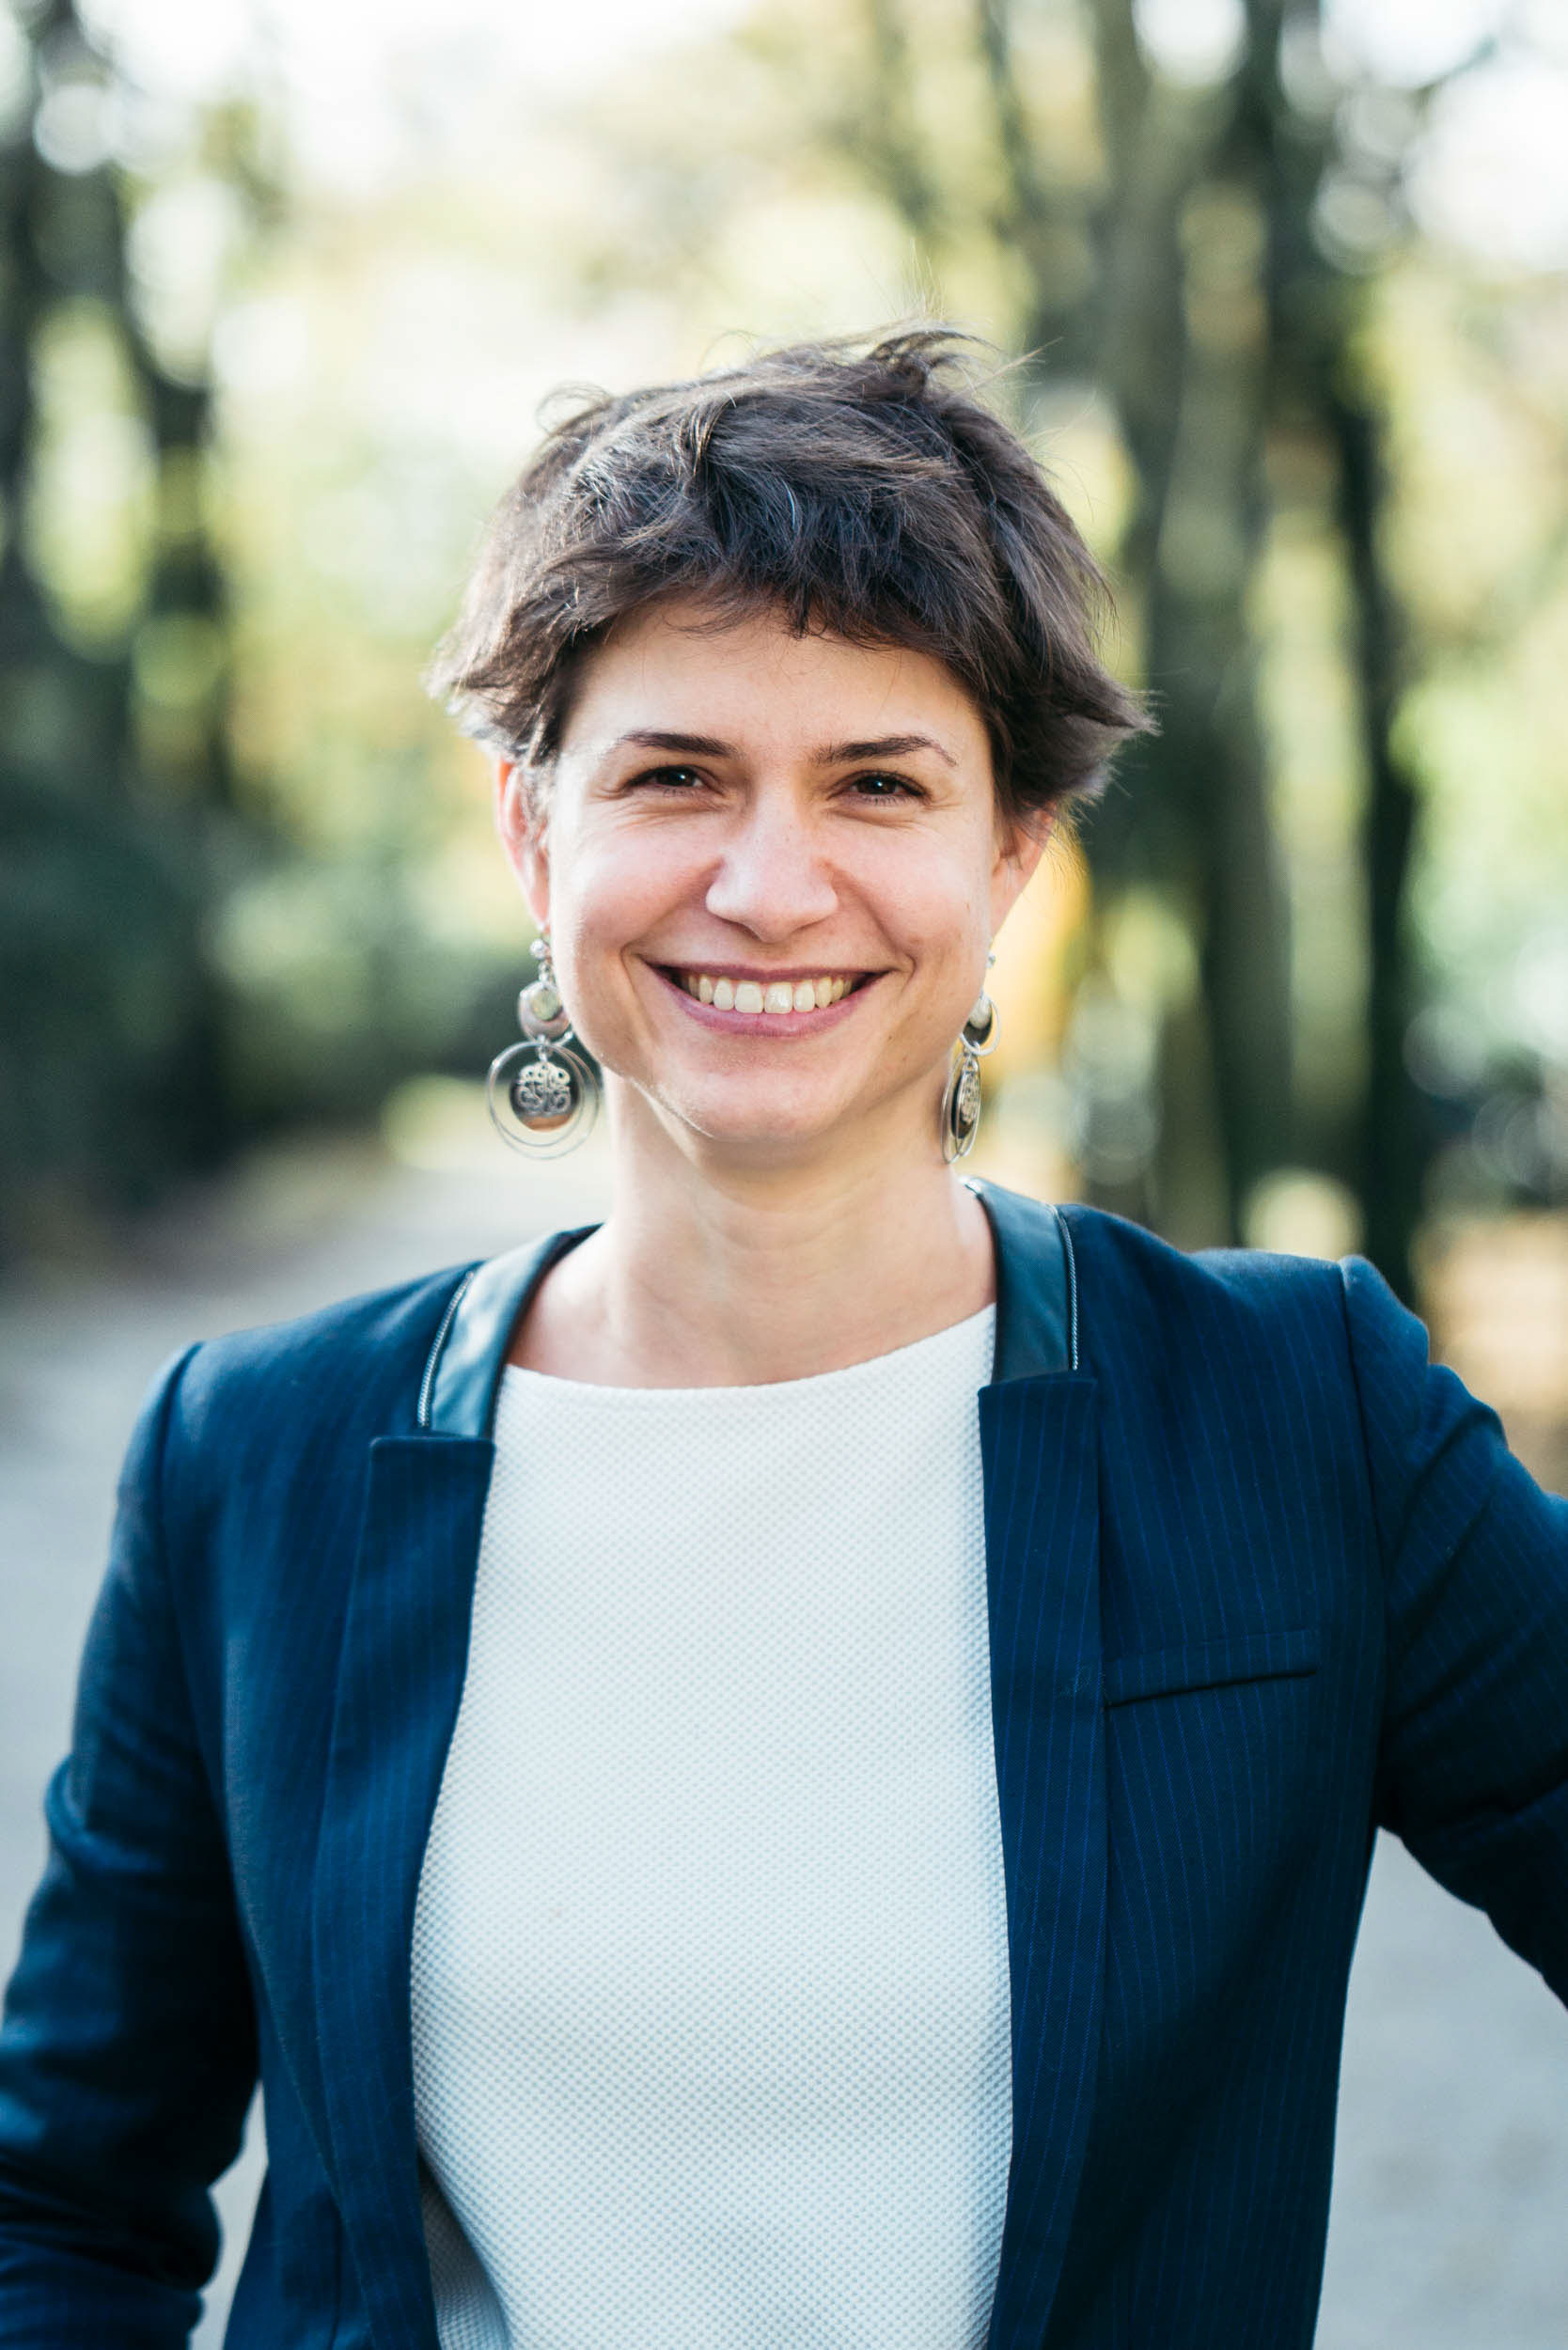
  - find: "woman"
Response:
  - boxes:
[0,330,1564,2350]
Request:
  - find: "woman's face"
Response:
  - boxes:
[497,596,1048,1169]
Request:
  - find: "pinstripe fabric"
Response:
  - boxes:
[0,1190,1564,2350]
[313,1437,493,2350]
[979,1372,1105,2344]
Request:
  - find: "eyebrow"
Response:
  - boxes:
[609,728,957,768]
[817,733,958,769]
[613,730,734,759]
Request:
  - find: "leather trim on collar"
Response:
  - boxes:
[418,1226,597,1436]
[966,1182,1076,1381]
[416,1183,1075,1437]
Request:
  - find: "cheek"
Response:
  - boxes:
[874,835,992,972]
[548,830,696,1012]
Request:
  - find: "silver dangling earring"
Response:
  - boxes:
[487,930,601,1159]
[941,950,998,1164]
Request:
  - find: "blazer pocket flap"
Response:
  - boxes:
[1104,1626,1321,1706]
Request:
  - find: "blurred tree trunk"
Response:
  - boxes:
[1073,0,1294,1240]
[974,0,1096,373]
[971,0,1422,1275]
[0,0,237,1257]
[1329,389,1423,1294]
[1249,0,1427,1294]
[864,0,944,252]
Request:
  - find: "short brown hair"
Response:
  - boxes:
[428,328,1150,826]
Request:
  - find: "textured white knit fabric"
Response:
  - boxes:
[410,1303,1011,2350]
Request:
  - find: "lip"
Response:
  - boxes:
[646,961,882,1037]
[655,964,868,985]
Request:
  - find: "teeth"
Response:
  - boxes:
[679,971,856,1012]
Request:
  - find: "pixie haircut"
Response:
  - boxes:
[428,329,1150,828]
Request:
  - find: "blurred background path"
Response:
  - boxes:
[2,1133,1565,2347]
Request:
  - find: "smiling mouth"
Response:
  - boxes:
[658,967,871,1016]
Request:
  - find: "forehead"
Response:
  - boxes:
[556,596,992,770]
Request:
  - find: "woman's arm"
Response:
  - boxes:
[1343,1257,1568,2002]
[0,1348,259,2348]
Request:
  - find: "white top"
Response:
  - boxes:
[410,1303,1012,2350]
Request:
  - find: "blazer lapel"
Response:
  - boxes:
[311,1229,596,2349]
[972,1186,1106,2348]
[313,1432,492,2350]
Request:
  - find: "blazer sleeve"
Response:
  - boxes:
[1342,1255,1568,2003]
[0,1346,259,2348]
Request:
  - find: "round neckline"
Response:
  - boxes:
[498,1300,996,1403]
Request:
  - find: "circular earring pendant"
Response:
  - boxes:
[941,1046,983,1162]
[487,1040,601,1158]
[513,1057,574,1121]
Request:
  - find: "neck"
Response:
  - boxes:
[513,1084,996,1386]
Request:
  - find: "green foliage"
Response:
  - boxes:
[7,0,1568,1269]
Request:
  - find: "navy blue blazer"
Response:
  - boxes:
[1,1184,1566,2349]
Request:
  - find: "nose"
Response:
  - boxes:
[702,796,839,941]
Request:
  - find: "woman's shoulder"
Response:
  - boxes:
[165,1257,481,1464]
[1055,1203,1453,1528]
[1060,1198,1367,1324]
[1053,1197,1425,1403]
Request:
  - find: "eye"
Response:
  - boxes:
[847,770,924,802]
[627,764,706,791]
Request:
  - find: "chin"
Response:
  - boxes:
[680,1104,851,1157]
[651,1075,868,1157]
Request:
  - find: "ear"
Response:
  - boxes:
[988,805,1053,934]
[494,758,550,926]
